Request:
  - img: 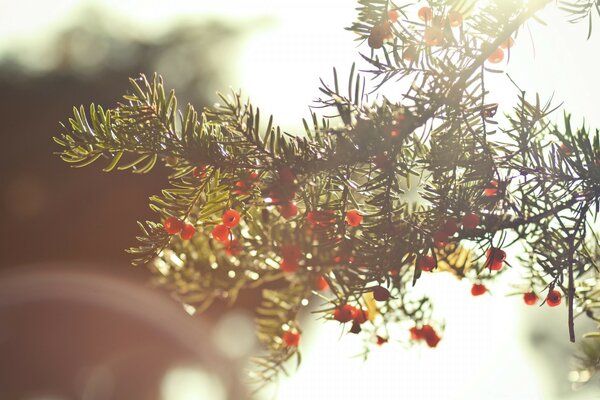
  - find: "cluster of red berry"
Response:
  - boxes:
[163,216,196,240]
[410,324,441,347]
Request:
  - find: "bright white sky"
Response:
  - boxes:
[2,1,599,399]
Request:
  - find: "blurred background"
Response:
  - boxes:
[1,1,599,399]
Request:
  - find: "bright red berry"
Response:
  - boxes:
[222,209,241,228]
[471,283,487,296]
[523,291,538,305]
[334,304,356,323]
[421,325,441,348]
[352,308,369,324]
[486,247,506,271]
[164,216,183,235]
[282,331,300,347]
[483,180,498,197]
[279,202,298,219]
[373,286,391,301]
[416,255,436,272]
[211,224,230,242]
[280,259,299,273]
[388,10,399,22]
[180,223,196,240]
[315,275,329,291]
[546,290,562,307]
[487,48,504,64]
[410,326,424,340]
[345,210,363,227]
[462,213,481,230]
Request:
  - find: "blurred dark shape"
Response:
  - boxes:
[0,8,259,399]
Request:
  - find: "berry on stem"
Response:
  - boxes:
[486,247,506,271]
[279,202,298,219]
[487,48,504,64]
[546,290,562,307]
[222,209,241,228]
[180,223,196,240]
[483,180,498,197]
[212,224,230,242]
[421,325,441,348]
[418,6,433,22]
[315,275,329,291]
[334,304,356,323]
[352,308,369,324]
[280,259,299,273]
[462,213,481,230]
[345,210,363,227]
[282,331,300,347]
[500,37,514,49]
[373,286,390,301]
[523,291,538,305]
[416,255,436,272]
[388,9,399,22]
[471,283,487,296]
[164,216,183,235]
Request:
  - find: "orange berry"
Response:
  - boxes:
[222,209,241,228]
[211,224,230,242]
[448,10,463,27]
[280,259,299,273]
[164,216,183,235]
[282,331,300,347]
[523,291,538,305]
[471,283,487,296]
[487,47,504,64]
[180,223,196,240]
[418,6,433,22]
[483,180,498,197]
[546,290,562,307]
[345,210,363,227]
[388,9,399,22]
[410,326,424,340]
[352,308,369,324]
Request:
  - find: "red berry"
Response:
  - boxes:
[373,286,390,301]
[471,283,487,296]
[410,326,424,340]
[373,152,392,170]
[164,216,183,235]
[211,224,230,242]
[486,247,506,271]
[234,180,251,196]
[349,321,362,334]
[376,335,388,345]
[523,291,538,305]
[418,6,433,22]
[448,10,463,27]
[483,180,498,197]
[433,230,449,247]
[421,325,441,348]
[388,9,399,22]
[248,170,259,181]
[546,290,562,307]
[416,255,436,272]
[352,308,369,324]
[315,275,329,291]
[462,213,481,230]
[487,48,504,64]
[280,259,299,273]
[180,223,196,240]
[222,209,241,228]
[279,202,298,219]
[345,210,363,227]
[334,304,356,323]
[282,331,300,347]
[441,218,459,236]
